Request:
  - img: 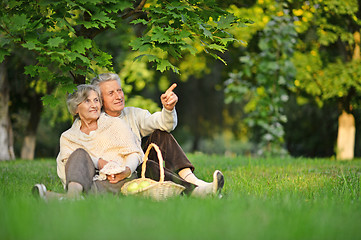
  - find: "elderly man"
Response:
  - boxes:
[91,73,224,196]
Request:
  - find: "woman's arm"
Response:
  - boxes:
[98,158,108,170]
[107,153,140,184]
[107,167,131,183]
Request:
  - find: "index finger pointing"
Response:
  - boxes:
[165,83,177,94]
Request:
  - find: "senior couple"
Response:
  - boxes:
[33,73,224,199]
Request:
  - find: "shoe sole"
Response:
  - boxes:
[213,170,224,194]
[32,184,47,200]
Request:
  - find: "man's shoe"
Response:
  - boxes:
[212,170,224,195]
[32,184,47,200]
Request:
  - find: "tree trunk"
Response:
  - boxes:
[352,31,360,60]
[0,61,15,160]
[20,93,43,160]
[335,31,360,160]
[191,134,200,153]
[336,110,355,160]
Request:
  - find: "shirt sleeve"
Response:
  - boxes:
[134,107,178,138]
[124,152,142,173]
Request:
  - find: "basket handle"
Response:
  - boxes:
[141,143,165,182]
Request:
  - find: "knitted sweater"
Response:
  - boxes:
[56,113,144,186]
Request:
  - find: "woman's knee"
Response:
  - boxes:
[70,148,89,158]
[66,148,94,171]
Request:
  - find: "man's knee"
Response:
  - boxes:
[152,130,174,140]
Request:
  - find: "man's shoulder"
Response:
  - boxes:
[123,106,148,115]
[124,106,145,111]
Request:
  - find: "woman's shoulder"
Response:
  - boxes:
[61,119,81,138]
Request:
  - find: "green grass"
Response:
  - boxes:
[1,154,361,240]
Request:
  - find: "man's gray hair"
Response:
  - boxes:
[67,84,102,118]
[91,73,121,88]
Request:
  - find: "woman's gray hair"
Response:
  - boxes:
[91,73,122,88]
[67,84,102,117]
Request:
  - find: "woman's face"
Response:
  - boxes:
[76,90,101,121]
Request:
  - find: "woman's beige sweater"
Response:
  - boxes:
[56,113,144,186]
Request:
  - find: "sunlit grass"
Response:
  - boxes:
[1,154,361,240]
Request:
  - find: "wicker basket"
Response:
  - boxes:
[121,143,186,200]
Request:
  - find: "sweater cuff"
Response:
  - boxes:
[162,107,177,130]
[125,153,141,174]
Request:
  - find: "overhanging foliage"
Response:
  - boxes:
[0,0,249,104]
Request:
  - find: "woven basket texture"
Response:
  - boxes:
[121,143,185,200]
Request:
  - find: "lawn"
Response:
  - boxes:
[1,154,361,240]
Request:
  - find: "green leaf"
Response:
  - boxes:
[71,37,92,54]
[216,14,236,29]
[12,14,29,31]
[77,54,91,64]
[0,49,10,62]
[105,1,132,12]
[152,29,170,43]
[139,44,152,52]
[156,59,171,72]
[22,41,41,51]
[94,51,113,67]
[134,54,159,62]
[59,83,78,95]
[198,23,213,39]
[207,44,227,52]
[219,37,237,46]
[80,21,100,29]
[47,37,65,48]
[180,44,198,55]
[131,19,148,25]
[24,65,38,77]
[24,65,49,77]
[178,30,191,39]
[41,94,60,106]
[92,11,115,28]
[129,38,143,51]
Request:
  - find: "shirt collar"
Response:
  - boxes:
[103,110,123,118]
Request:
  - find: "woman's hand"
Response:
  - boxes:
[98,158,108,170]
[107,167,132,184]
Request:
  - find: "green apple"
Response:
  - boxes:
[127,182,139,192]
[138,180,151,189]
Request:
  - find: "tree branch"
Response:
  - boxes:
[121,0,148,20]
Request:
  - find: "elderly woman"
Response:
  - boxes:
[33,84,144,199]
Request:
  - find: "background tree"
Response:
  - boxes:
[223,0,361,158]
[289,0,361,159]
[225,10,297,156]
[0,0,247,160]
[0,61,15,160]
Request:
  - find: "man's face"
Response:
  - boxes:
[99,80,125,117]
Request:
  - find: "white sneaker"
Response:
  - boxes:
[32,184,47,201]
[212,170,224,195]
